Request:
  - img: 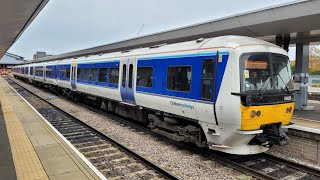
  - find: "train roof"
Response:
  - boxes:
[28,35,284,65]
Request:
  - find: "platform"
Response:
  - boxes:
[0,77,103,180]
[291,100,320,134]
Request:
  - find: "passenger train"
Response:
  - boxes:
[13,36,295,155]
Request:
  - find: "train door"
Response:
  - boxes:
[200,53,222,125]
[120,58,136,104]
[71,63,77,90]
[32,67,35,80]
[44,66,47,82]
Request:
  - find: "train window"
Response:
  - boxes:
[128,64,133,88]
[26,67,29,74]
[35,67,43,76]
[53,67,57,78]
[66,67,70,79]
[77,68,82,80]
[99,68,108,82]
[90,68,98,81]
[167,66,192,92]
[201,59,214,100]
[62,67,66,78]
[46,68,53,77]
[83,68,89,80]
[122,65,126,87]
[109,68,119,84]
[30,67,33,75]
[137,67,153,87]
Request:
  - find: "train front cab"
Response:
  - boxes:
[207,45,295,155]
[249,49,294,152]
[239,51,294,145]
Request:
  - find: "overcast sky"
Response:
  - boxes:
[9,0,297,59]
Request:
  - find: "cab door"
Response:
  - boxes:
[71,63,77,90]
[120,58,136,104]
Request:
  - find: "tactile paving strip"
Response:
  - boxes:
[0,78,48,180]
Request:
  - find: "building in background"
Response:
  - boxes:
[33,51,52,60]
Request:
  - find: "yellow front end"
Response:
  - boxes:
[241,102,294,130]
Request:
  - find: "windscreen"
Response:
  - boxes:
[241,53,293,93]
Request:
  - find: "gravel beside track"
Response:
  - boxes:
[8,78,243,179]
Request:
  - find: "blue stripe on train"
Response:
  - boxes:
[136,52,229,102]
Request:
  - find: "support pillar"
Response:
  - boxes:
[294,43,313,110]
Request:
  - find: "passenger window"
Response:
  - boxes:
[90,68,98,81]
[83,68,89,80]
[62,67,66,78]
[201,59,214,100]
[128,64,133,88]
[66,67,70,79]
[122,65,126,87]
[137,67,153,87]
[77,68,82,80]
[46,68,52,77]
[52,67,56,78]
[39,67,43,76]
[30,67,33,75]
[99,68,108,82]
[109,68,119,84]
[167,66,191,92]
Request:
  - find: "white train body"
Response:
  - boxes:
[13,36,295,155]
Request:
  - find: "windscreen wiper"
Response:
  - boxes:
[272,64,290,93]
[259,74,272,96]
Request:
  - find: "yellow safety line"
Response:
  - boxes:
[0,78,49,180]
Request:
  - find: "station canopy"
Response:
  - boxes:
[32,0,320,63]
[0,0,48,58]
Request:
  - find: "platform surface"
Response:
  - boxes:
[0,77,101,180]
[291,100,320,134]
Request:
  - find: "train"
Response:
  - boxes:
[12,35,295,155]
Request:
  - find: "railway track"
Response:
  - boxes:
[7,77,320,180]
[309,93,320,101]
[220,153,320,180]
[5,78,180,180]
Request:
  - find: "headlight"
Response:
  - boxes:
[256,110,261,117]
[250,110,256,118]
[250,110,261,118]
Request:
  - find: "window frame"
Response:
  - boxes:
[201,58,214,100]
[128,64,133,89]
[109,67,119,85]
[98,67,108,83]
[90,68,98,82]
[122,64,127,88]
[77,68,82,80]
[166,65,192,93]
[136,66,153,88]
[46,67,53,78]
[83,68,90,81]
